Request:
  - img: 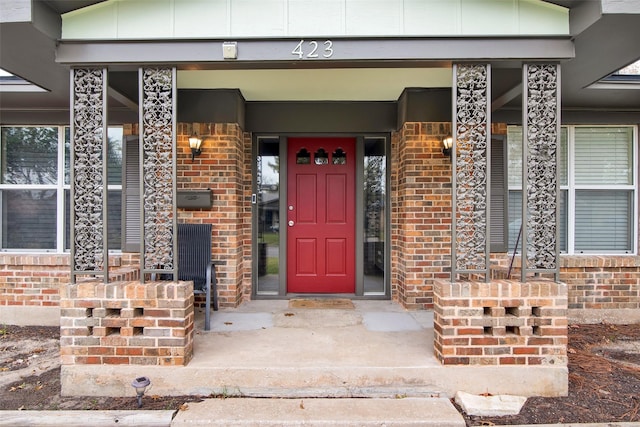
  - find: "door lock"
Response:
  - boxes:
[288,220,294,227]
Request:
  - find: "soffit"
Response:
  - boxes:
[177,68,452,102]
[40,0,106,14]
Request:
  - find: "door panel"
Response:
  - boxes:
[326,239,347,275]
[326,174,347,223]
[296,175,317,224]
[287,137,356,293]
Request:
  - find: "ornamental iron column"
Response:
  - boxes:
[139,68,178,282]
[451,64,491,282]
[522,63,561,282]
[70,68,109,284]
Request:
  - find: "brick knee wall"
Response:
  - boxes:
[561,256,640,311]
[0,254,138,310]
[492,255,640,312]
[0,255,68,308]
[60,280,194,366]
[433,279,568,366]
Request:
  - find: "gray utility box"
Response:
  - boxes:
[177,190,212,209]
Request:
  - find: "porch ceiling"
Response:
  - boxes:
[177,68,452,102]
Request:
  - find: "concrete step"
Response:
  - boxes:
[171,397,466,427]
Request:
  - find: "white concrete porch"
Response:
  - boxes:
[61,300,567,398]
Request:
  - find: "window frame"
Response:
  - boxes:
[507,124,638,255]
[0,125,124,254]
[566,126,637,255]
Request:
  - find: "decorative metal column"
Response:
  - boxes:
[451,64,491,282]
[139,68,178,281]
[522,63,561,282]
[70,68,109,284]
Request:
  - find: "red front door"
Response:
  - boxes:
[287,137,356,293]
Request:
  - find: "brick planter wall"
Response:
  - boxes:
[433,279,568,366]
[60,281,194,366]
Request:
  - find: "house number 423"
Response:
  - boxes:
[292,40,334,59]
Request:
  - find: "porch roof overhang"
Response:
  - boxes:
[1,0,639,124]
[52,36,574,104]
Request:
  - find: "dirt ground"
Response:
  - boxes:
[1,323,639,425]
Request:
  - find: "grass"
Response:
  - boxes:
[261,232,279,245]
[267,257,279,274]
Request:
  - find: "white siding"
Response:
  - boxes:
[62,0,569,40]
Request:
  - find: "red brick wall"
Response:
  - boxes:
[175,123,252,308]
[60,281,194,366]
[0,254,138,309]
[391,123,452,309]
[0,255,68,308]
[561,257,640,311]
[433,279,568,366]
[492,255,640,313]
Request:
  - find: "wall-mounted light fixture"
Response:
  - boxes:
[442,136,453,157]
[189,132,203,162]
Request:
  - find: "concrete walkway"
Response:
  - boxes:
[3,407,638,427]
[171,397,465,426]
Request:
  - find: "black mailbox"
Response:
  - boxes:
[177,190,212,209]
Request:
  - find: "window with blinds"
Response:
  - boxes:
[507,125,636,254]
[575,190,632,252]
[0,125,124,252]
[574,127,632,185]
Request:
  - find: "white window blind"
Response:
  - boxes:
[574,127,633,185]
[507,125,634,254]
[575,190,632,252]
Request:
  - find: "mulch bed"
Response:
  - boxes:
[1,323,639,425]
[458,323,640,425]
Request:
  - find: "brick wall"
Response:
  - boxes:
[0,255,68,308]
[391,123,452,309]
[60,280,194,366]
[433,279,568,365]
[3,119,640,319]
[175,123,252,308]
[492,255,640,313]
[562,257,640,311]
[0,254,138,309]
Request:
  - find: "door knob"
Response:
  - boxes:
[288,220,294,227]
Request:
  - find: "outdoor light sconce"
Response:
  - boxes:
[442,136,453,157]
[131,376,151,408]
[189,133,203,162]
